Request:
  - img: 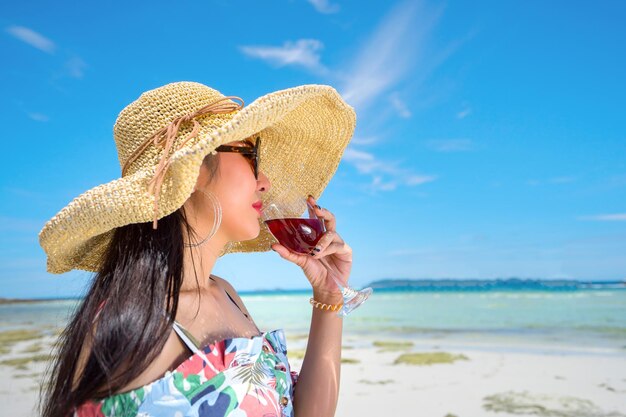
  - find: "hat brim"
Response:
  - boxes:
[38,84,356,274]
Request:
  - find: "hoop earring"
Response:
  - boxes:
[184,189,222,248]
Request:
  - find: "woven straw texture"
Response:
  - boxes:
[38,81,356,274]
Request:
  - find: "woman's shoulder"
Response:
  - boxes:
[209,274,252,317]
[209,273,230,290]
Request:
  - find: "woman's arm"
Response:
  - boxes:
[292,291,344,417]
[270,195,352,417]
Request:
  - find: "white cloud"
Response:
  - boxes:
[241,1,458,194]
[307,0,340,14]
[339,0,445,111]
[65,56,88,79]
[239,39,329,75]
[330,1,475,194]
[578,213,626,221]
[5,25,56,54]
[425,139,473,152]
[6,25,88,81]
[349,135,380,146]
[342,146,437,192]
[343,147,375,162]
[347,156,400,175]
[457,107,472,119]
[27,112,50,122]
[406,174,437,185]
[371,176,397,191]
[389,92,412,118]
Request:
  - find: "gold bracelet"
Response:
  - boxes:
[309,297,343,312]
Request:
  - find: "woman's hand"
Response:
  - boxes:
[270,195,352,303]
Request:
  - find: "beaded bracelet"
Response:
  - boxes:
[309,297,343,312]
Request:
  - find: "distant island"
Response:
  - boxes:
[3,278,625,303]
[365,278,626,291]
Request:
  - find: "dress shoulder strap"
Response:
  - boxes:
[172,320,202,354]
[172,275,260,353]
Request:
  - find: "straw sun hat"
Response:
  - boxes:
[38,81,356,274]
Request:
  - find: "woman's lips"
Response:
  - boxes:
[252,201,263,214]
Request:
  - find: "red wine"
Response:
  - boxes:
[264,217,325,254]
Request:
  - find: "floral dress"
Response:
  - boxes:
[73,323,299,417]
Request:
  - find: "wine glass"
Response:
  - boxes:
[261,186,373,317]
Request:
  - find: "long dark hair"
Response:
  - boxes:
[39,152,221,417]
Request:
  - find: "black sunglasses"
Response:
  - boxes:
[215,136,261,179]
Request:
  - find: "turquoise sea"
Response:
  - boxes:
[2,286,625,356]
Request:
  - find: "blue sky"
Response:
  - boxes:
[1,0,625,298]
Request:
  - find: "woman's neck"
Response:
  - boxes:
[180,244,221,292]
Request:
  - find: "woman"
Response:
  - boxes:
[37,81,356,417]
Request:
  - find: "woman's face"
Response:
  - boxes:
[189,138,271,244]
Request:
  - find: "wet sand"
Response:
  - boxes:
[327,339,626,417]
[1,330,625,417]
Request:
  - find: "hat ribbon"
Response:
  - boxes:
[121,96,245,229]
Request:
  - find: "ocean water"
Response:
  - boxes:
[244,289,626,354]
[2,288,625,355]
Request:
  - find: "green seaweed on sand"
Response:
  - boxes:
[358,379,394,385]
[0,329,44,355]
[482,390,626,417]
[15,372,42,379]
[0,353,54,370]
[341,358,360,364]
[597,383,622,393]
[373,340,414,348]
[21,342,45,354]
[373,340,414,352]
[0,329,43,344]
[393,352,468,366]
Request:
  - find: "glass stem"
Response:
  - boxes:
[330,275,357,299]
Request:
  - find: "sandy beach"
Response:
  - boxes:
[331,339,626,417]
[1,329,625,417]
